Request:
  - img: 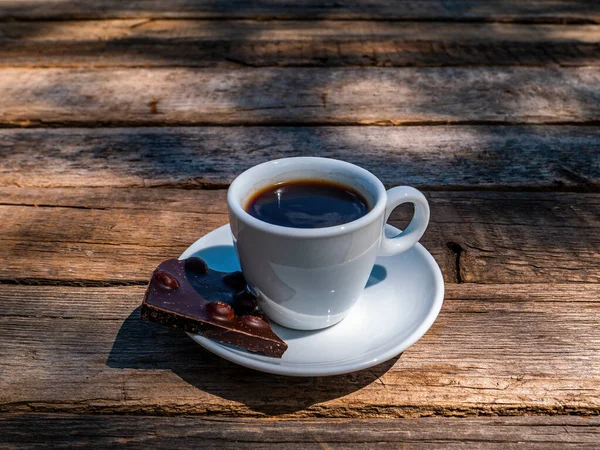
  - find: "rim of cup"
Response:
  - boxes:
[227,157,388,239]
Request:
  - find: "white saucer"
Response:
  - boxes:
[181,224,444,377]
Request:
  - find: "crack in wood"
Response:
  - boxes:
[555,166,594,192]
[447,242,464,284]
[4,120,600,129]
[0,278,148,287]
[0,202,107,210]
[147,99,160,115]
[0,313,124,321]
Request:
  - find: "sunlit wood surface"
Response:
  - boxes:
[1,1,599,447]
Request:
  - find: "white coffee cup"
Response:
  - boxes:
[227,157,430,330]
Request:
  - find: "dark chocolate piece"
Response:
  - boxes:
[141,258,287,357]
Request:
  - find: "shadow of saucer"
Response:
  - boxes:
[108,244,399,415]
[107,307,400,416]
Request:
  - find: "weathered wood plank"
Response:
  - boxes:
[1,415,600,449]
[7,20,600,43]
[2,21,599,67]
[1,67,600,126]
[0,1,598,23]
[2,127,599,190]
[0,284,598,417]
[0,188,598,284]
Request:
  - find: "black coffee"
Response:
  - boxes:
[245,180,369,228]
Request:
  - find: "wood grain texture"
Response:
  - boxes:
[0,188,598,284]
[1,415,600,449]
[7,20,600,43]
[2,126,599,190]
[1,67,600,126]
[1,284,599,417]
[2,20,599,67]
[0,1,598,23]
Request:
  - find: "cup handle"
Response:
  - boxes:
[378,186,430,257]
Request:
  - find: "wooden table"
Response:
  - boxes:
[1,1,599,447]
